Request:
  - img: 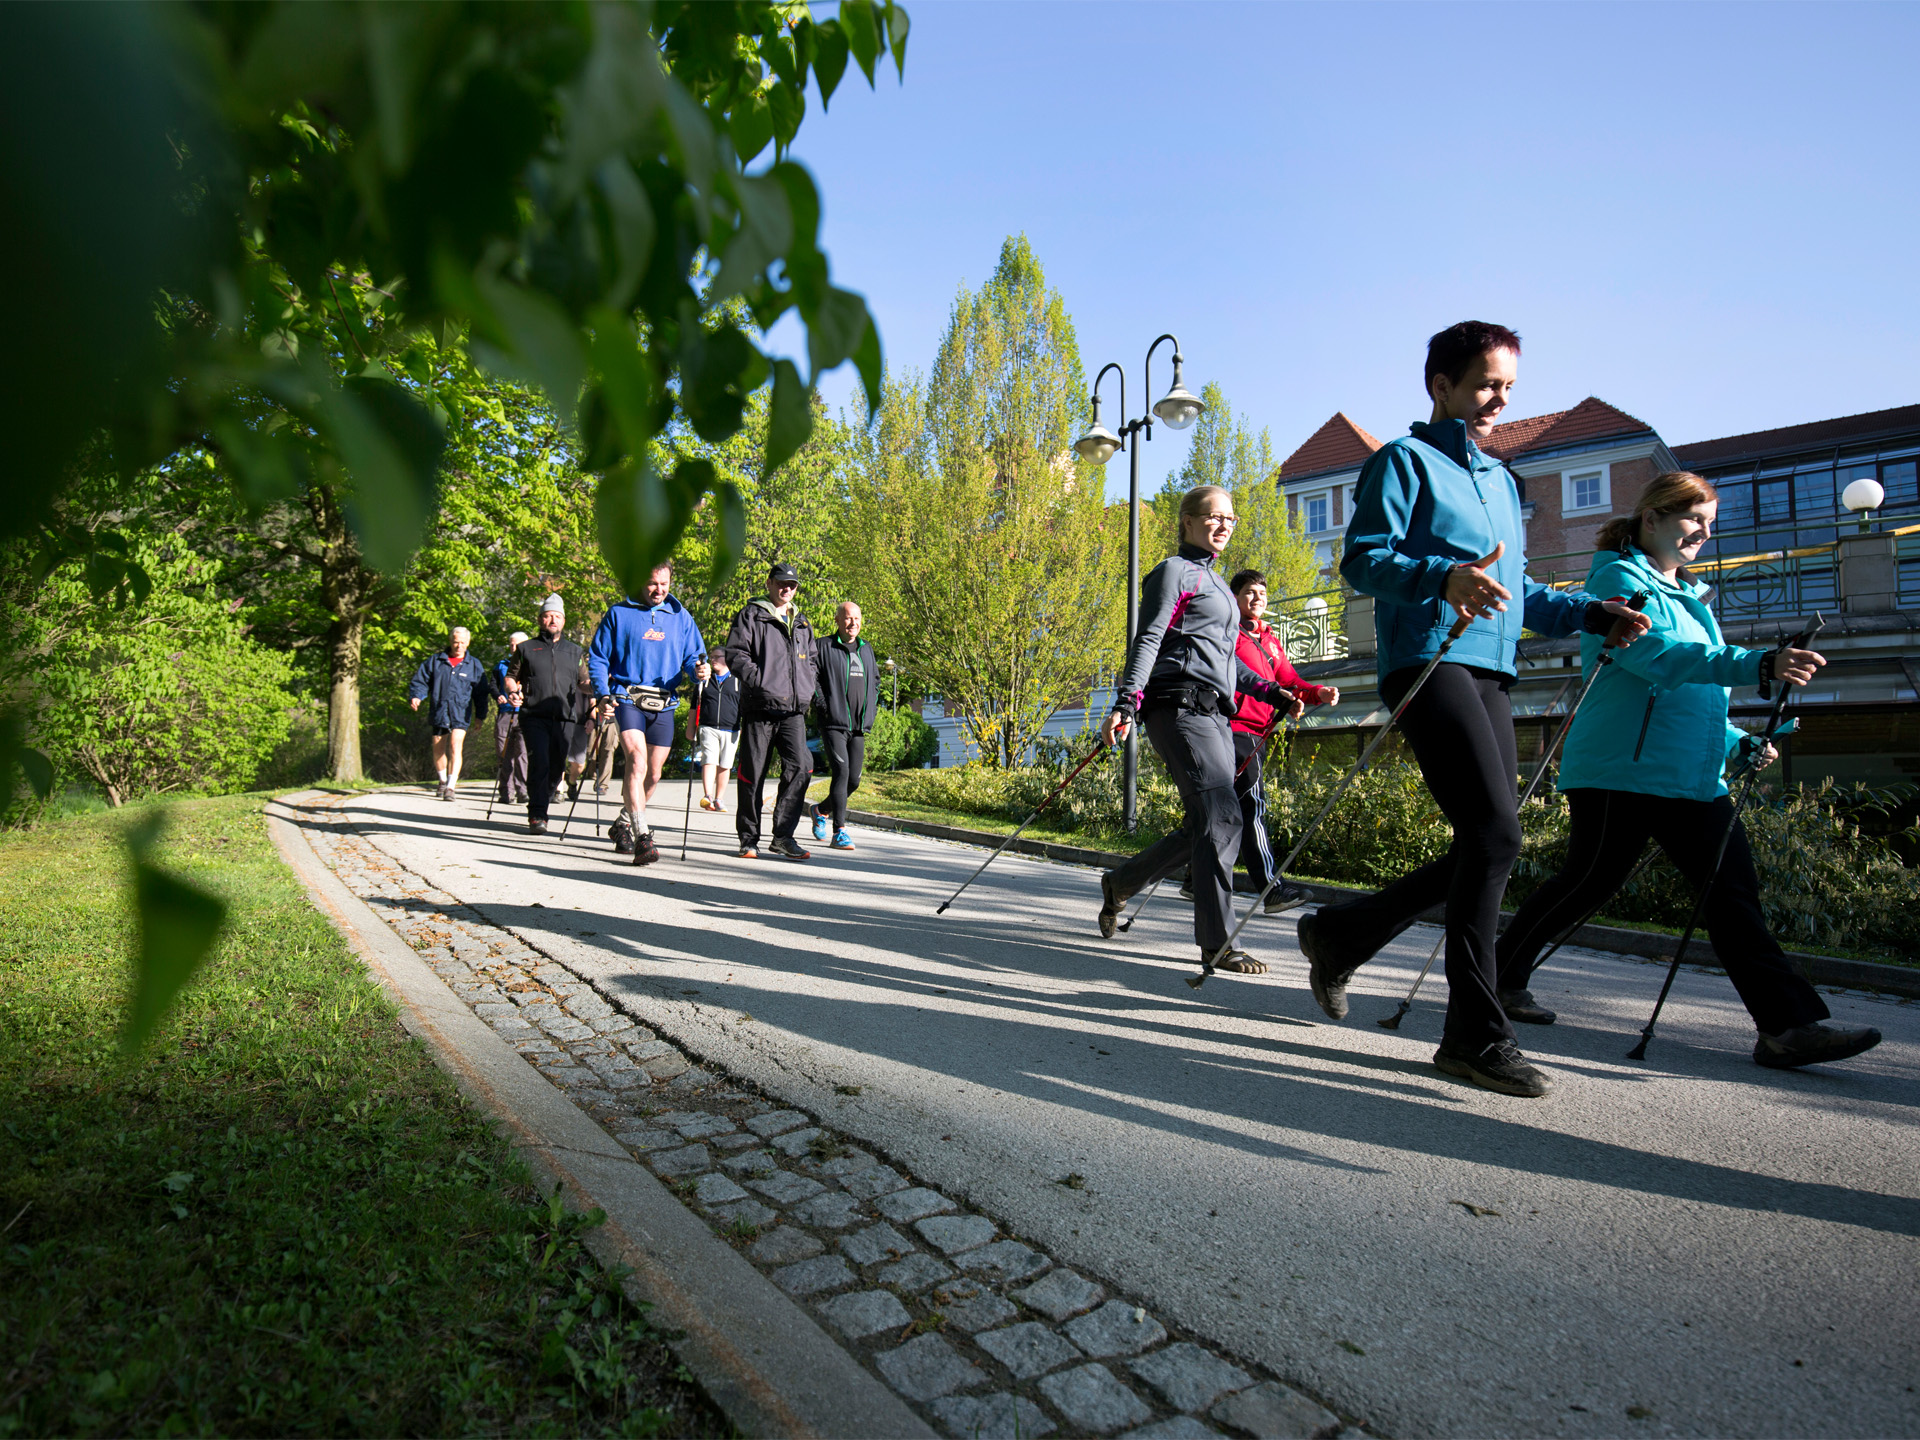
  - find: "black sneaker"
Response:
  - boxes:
[1499,987,1557,1025]
[768,836,811,861]
[1262,882,1311,915]
[632,830,660,867]
[1298,909,1367,1022]
[567,778,581,803]
[1753,1023,1882,1070]
[1434,1038,1554,1097]
[609,813,636,855]
[1097,871,1128,939]
[528,818,548,835]
[1178,878,1195,902]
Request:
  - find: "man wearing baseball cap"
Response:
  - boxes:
[505,595,589,835]
[724,562,819,860]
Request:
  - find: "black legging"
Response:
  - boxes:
[818,728,867,831]
[1312,663,1520,1049]
[1497,788,1828,1035]
[1107,703,1242,950]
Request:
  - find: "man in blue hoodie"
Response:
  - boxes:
[1297,321,1648,1099]
[587,560,708,866]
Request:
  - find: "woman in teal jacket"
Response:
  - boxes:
[1299,321,1648,1099]
[1493,471,1880,1071]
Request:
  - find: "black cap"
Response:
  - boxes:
[768,562,799,585]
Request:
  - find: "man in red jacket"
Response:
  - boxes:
[1224,569,1339,913]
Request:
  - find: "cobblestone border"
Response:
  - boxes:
[301,791,1365,1440]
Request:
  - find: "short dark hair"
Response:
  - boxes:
[1424,321,1522,398]
[1228,568,1266,595]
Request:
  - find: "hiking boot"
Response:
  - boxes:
[1299,909,1368,1022]
[609,813,636,855]
[812,808,829,842]
[1262,882,1311,915]
[632,830,660,866]
[1499,987,1557,1025]
[438,782,455,802]
[1096,871,1129,939]
[768,836,811,861]
[1434,1038,1554,1098]
[528,818,547,835]
[1753,1022,1883,1070]
[832,828,855,850]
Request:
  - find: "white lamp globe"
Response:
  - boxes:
[1841,477,1885,514]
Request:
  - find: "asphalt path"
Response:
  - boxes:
[351,782,1919,1439]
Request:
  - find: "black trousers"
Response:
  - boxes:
[1497,788,1829,1035]
[818,728,867,831]
[736,711,812,845]
[1108,704,1242,950]
[1233,730,1277,887]
[1314,664,1521,1049]
[521,713,572,822]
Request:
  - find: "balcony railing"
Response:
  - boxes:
[1266,587,1348,662]
[1525,513,1920,629]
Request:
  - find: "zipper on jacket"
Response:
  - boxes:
[1632,692,1657,761]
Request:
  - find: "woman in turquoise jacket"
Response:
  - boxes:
[1493,471,1880,1072]
[1299,321,1648,1100]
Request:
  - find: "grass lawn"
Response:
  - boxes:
[0,794,727,1437]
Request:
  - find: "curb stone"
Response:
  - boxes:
[270,788,1367,1439]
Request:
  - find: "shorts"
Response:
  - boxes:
[431,724,467,737]
[695,726,740,769]
[566,718,591,767]
[614,700,676,748]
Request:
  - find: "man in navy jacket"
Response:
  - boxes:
[408,625,489,801]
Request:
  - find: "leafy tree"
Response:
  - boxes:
[1149,381,1323,603]
[1,540,296,809]
[837,237,1122,767]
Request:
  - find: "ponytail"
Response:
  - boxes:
[1592,471,1719,572]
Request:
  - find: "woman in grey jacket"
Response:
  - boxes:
[1097,486,1302,973]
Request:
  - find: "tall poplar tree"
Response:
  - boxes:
[837,237,1120,767]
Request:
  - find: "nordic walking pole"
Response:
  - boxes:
[1522,844,1659,978]
[936,742,1110,915]
[681,678,705,861]
[1626,613,1824,1060]
[1187,615,1477,989]
[561,711,605,839]
[1120,719,1286,934]
[486,711,519,823]
[1377,592,1648,1027]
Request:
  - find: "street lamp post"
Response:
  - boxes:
[1072,333,1206,831]
[883,657,898,710]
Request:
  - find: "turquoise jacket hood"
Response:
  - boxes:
[1556,547,1766,801]
[1341,419,1594,680]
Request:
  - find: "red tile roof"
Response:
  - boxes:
[1484,397,1653,460]
[1280,413,1383,480]
[1672,403,1920,468]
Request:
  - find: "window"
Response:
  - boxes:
[1562,464,1610,516]
[1305,493,1329,533]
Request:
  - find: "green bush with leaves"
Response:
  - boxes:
[865,706,939,773]
[6,545,295,809]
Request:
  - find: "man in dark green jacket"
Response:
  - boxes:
[812,600,879,850]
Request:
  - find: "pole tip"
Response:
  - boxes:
[1377,1008,1406,1030]
[935,903,949,915]
[1625,1039,1649,1061]
[1186,973,1207,990]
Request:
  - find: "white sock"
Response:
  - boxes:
[437,767,448,782]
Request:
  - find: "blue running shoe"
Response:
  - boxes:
[812,809,829,842]
[832,828,855,850]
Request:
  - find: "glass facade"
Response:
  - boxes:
[1697,443,1920,554]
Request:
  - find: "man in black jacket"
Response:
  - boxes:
[693,646,741,812]
[505,595,589,835]
[724,562,819,860]
[811,600,879,850]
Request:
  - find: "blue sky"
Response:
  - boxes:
[765,1,1920,501]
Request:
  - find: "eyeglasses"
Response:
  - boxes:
[1199,513,1237,527]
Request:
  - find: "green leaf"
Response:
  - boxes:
[707,479,747,593]
[727,89,774,165]
[839,0,880,85]
[317,373,447,574]
[771,162,826,311]
[469,272,590,420]
[121,815,228,1058]
[585,306,654,462]
[767,77,804,155]
[554,2,666,202]
[19,746,54,801]
[594,157,656,310]
[765,358,813,475]
[852,315,884,419]
[679,323,765,443]
[714,172,793,300]
[806,286,873,380]
[812,22,849,108]
[594,461,698,595]
[885,2,911,75]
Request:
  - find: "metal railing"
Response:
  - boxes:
[1265,587,1348,662]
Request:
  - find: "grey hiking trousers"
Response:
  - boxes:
[1107,703,1242,950]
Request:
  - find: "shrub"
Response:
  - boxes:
[866,706,940,772]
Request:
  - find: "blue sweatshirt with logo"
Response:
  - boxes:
[1341,418,1599,680]
[587,595,707,700]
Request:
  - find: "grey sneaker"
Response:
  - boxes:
[1499,987,1557,1025]
[1434,1038,1553,1098]
[1753,1023,1882,1070]
[1097,871,1128,939]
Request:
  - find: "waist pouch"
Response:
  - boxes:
[623,684,670,712]
[1143,684,1227,717]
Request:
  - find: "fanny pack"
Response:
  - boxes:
[1143,683,1228,717]
[623,684,670,712]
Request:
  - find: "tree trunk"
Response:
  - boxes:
[326,610,364,782]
